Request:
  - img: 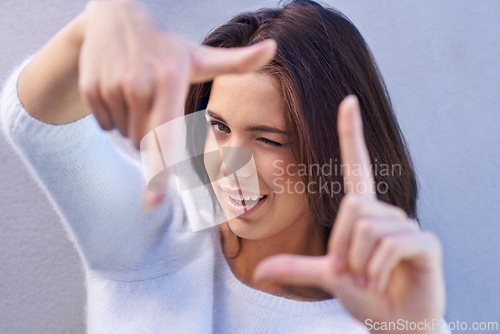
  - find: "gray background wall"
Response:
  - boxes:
[1,0,498,333]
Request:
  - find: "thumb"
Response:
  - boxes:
[189,39,277,83]
[253,254,338,294]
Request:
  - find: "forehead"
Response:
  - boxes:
[207,72,285,128]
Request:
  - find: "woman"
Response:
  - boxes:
[1,0,448,333]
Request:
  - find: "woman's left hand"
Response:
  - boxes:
[253,95,445,333]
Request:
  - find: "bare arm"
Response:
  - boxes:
[15,0,276,210]
[18,0,276,137]
[18,12,87,124]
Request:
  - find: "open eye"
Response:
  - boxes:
[210,121,230,133]
[257,137,283,147]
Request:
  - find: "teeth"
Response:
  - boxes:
[229,194,243,201]
[227,192,265,204]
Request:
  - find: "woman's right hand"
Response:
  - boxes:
[80,0,275,146]
[77,0,276,207]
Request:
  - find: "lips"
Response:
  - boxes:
[227,193,266,205]
[219,186,264,198]
[219,186,268,217]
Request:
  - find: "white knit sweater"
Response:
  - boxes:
[0,59,449,334]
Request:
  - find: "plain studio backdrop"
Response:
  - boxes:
[0,1,499,333]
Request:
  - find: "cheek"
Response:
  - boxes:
[255,152,303,193]
[203,131,221,182]
[258,154,311,222]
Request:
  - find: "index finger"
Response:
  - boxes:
[140,70,189,203]
[189,39,277,83]
[337,95,376,198]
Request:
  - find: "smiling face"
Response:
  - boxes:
[204,71,316,241]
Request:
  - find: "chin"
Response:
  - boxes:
[226,218,272,240]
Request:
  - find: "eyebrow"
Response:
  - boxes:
[206,109,289,135]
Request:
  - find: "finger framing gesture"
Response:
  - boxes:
[254,95,445,332]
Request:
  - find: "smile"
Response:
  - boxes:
[227,193,267,205]
[219,186,268,217]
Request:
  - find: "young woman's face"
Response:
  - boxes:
[204,72,314,240]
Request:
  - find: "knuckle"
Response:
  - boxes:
[122,76,136,94]
[225,61,243,74]
[123,76,150,99]
[101,82,120,100]
[332,240,347,258]
[367,261,379,280]
[381,237,398,253]
[189,50,201,73]
[355,218,375,238]
[348,252,362,273]
[157,66,180,86]
[342,193,363,211]
[79,80,98,100]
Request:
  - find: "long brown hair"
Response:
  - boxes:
[185,0,418,241]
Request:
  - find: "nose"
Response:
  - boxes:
[219,146,254,178]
